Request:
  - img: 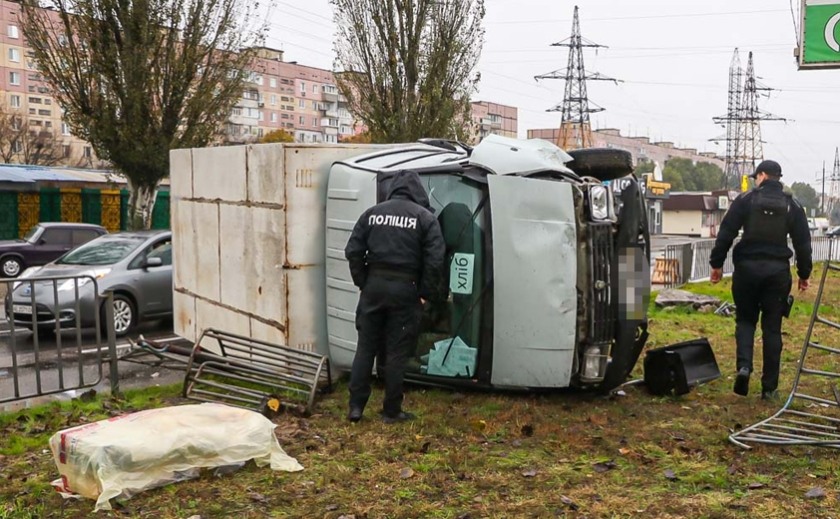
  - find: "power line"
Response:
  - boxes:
[487,8,789,25]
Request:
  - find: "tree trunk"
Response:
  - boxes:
[127,178,159,230]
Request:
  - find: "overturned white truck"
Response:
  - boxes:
[171,135,650,393]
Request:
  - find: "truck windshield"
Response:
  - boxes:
[409,174,489,380]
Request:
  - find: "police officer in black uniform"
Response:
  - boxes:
[345,170,445,423]
[709,160,812,400]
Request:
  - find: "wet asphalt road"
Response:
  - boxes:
[0,315,185,411]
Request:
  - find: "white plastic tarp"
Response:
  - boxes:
[49,403,303,511]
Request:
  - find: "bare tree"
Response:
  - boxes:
[0,107,65,166]
[21,0,267,228]
[332,0,485,143]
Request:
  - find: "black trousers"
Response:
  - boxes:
[731,259,792,392]
[349,275,421,416]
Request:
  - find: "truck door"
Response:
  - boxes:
[488,175,579,388]
[324,164,377,370]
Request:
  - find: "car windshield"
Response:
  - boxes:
[57,236,145,266]
[23,226,41,243]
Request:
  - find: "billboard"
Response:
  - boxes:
[798,0,840,69]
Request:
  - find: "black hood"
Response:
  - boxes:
[387,170,432,211]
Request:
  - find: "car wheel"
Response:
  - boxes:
[1,256,23,278]
[106,294,137,337]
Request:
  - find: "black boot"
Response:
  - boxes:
[347,407,364,423]
[733,367,750,396]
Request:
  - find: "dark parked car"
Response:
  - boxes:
[0,223,107,278]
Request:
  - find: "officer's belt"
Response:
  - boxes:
[368,266,418,282]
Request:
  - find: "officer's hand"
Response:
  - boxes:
[799,278,810,292]
[710,268,723,284]
[420,298,427,305]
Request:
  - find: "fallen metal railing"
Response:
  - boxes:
[730,234,840,448]
[183,328,332,416]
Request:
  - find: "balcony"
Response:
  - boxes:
[320,117,339,128]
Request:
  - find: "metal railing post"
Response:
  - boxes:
[103,291,120,396]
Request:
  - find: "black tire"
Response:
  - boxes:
[104,294,137,337]
[1,255,24,278]
[566,148,634,181]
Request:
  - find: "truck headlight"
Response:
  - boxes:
[588,186,614,221]
[582,345,607,381]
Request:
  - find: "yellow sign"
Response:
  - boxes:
[644,176,671,197]
[741,174,749,192]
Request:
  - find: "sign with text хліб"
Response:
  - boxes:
[799,0,840,69]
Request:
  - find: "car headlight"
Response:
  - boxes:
[58,269,111,292]
[588,185,615,221]
[12,267,42,290]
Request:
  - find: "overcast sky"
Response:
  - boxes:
[266,0,840,190]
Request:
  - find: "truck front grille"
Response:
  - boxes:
[589,223,615,343]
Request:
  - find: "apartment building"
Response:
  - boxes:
[0,0,96,166]
[0,0,520,161]
[226,47,356,145]
[528,126,724,170]
[470,101,517,143]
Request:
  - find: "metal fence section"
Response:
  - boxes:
[663,235,838,288]
[1,275,119,405]
[730,235,840,449]
[661,243,692,288]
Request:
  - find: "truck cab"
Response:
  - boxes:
[325,135,650,391]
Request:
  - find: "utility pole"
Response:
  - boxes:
[712,49,743,189]
[831,147,840,225]
[712,51,784,190]
[534,5,618,150]
[822,161,826,215]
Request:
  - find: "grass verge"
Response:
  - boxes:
[2,269,840,518]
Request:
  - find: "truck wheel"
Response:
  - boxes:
[1,256,23,278]
[566,148,634,181]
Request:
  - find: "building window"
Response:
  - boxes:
[299,116,305,125]
[9,72,20,85]
[312,84,318,94]
[270,113,277,123]
[232,107,242,116]
[8,25,19,39]
[270,94,276,105]
[313,117,318,126]
[258,111,264,121]
[12,141,22,153]
[9,95,21,108]
[300,81,306,93]
[63,145,71,158]
[38,109,51,116]
[61,122,71,135]
[84,146,92,158]
[270,78,277,88]
[298,99,304,108]
[28,97,42,104]
[8,48,20,62]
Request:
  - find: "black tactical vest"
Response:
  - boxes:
[743,188,791,247]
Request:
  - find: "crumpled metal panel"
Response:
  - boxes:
[488,175,578,388]
[469,134,575,176]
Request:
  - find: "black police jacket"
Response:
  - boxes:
[344,170,445,299]
[710,179,812,280]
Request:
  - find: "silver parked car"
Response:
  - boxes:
[6,230,172,337]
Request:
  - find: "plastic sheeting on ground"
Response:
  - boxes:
[49,403,303,511]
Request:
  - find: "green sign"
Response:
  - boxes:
[800,0,840,69]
